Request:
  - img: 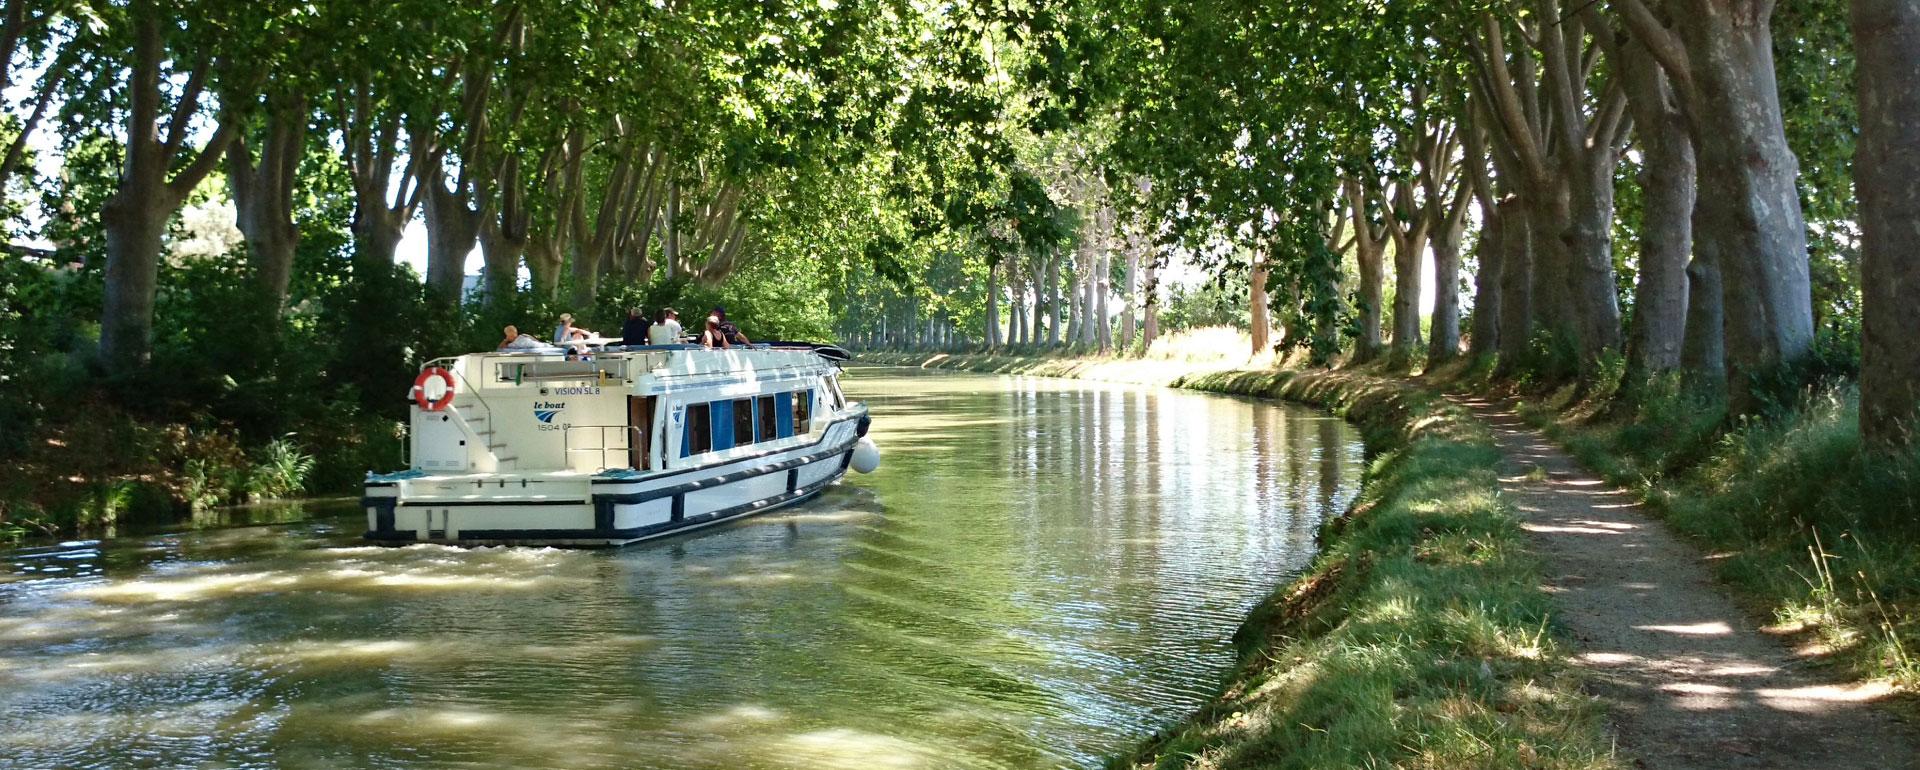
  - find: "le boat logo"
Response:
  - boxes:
[533,401,566,429]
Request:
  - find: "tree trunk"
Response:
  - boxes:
[1622,40,1696,381]
[480,156,529,302]
[424,174,483,305]
[1682,249,1726,383]
[1496,199,1535,369]
[100,193,170,369]
[228,95,306,311]
[1096,239,1112,351]
[1527,188,1577,348]
[1142,258,1160,351]
[1853,0,1920,446]
[99,4,238,368]
[1563,147,1624,361]
[1066,254,1082,345]
[1663,2,1816,411]
[1390,238,1423,362]
[1348,181,1387,363]
[1468,204,1503,359]
[1428,222,1464,365]
[1120,233,1139,350]
[1046,253,1062,346]
[1249,248,1272,357]
[663,181,680,278]
[986,260,1002,347]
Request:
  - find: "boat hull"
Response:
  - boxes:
[362,414,863,547]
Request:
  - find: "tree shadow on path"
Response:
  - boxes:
[1449,394,1920,770]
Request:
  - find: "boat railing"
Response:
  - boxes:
[564,424,637,472]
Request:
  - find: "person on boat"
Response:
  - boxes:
[701,316,730,349]
[620,307,650,348]
[556,312,596,342]
[497,325,543,350]
[711,306,751,346]
[647,307,683,346]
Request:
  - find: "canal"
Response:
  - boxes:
[0,368,1364,769]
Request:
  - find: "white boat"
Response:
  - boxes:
[362,341,879,546]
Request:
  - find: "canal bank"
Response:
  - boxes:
[860,352,1621,770]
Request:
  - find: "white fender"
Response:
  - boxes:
[850,437,881,474]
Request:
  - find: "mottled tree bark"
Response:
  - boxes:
[1468,207,1504,359]
[480,155,529,302]
[986,260,1002,347]
[1346,180,1388,363]
[1620,39,1695,381]
[100,3,240,368]
[1496,199,1535,369]
[1622,0,1814,411]
[423,172,484,303]
[1142,255,1161,351]
[1250,247,1272,356]
[1428,212,1466,364]
[1389,206,1427,362]
[228,95,307,311]
[1853,0,1920,446]
[1682,251,1725,383]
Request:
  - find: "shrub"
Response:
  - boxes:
[248,438,315,501]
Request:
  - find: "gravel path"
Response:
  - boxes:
[1450,394,1919,770]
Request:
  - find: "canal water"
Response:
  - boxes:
[0,369,1363,770]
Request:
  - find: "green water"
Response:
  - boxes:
[0,369,1363,769]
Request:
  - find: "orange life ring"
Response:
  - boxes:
[413,367,456,411]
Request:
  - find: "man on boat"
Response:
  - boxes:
[711,307,750,347]
[647,308,683,346]
[497,325,543,350]
[556,312,596,342]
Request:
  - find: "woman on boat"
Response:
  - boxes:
[701,316,729,349]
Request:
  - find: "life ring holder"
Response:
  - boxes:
[413,366,457,411]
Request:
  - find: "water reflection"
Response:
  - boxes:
[0,369,1362,769]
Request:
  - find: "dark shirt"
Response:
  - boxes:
[719,321,746,346]
[620,317,650,346]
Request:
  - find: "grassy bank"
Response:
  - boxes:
[1510,376,1920,691]
[864,351,1619,769]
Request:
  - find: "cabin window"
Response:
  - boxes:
[732,398,755,447]
[711,400,735,450]
[795,389,812,434]
[756,395,778,442]
[827,378,846,409]
[682,403,712,457]
[775,392,795,438]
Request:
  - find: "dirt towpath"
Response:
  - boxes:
[1449,394,1918,769]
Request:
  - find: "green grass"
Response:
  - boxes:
[1112,370,1616,770]
[1515,378,1920,690]
[861,351,1619,769]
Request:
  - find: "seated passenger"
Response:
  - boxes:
[498,325,543,350]
[619,307,649,349]
[554,313,592,343]
[648,307,683,345]
[701,316,729,349]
